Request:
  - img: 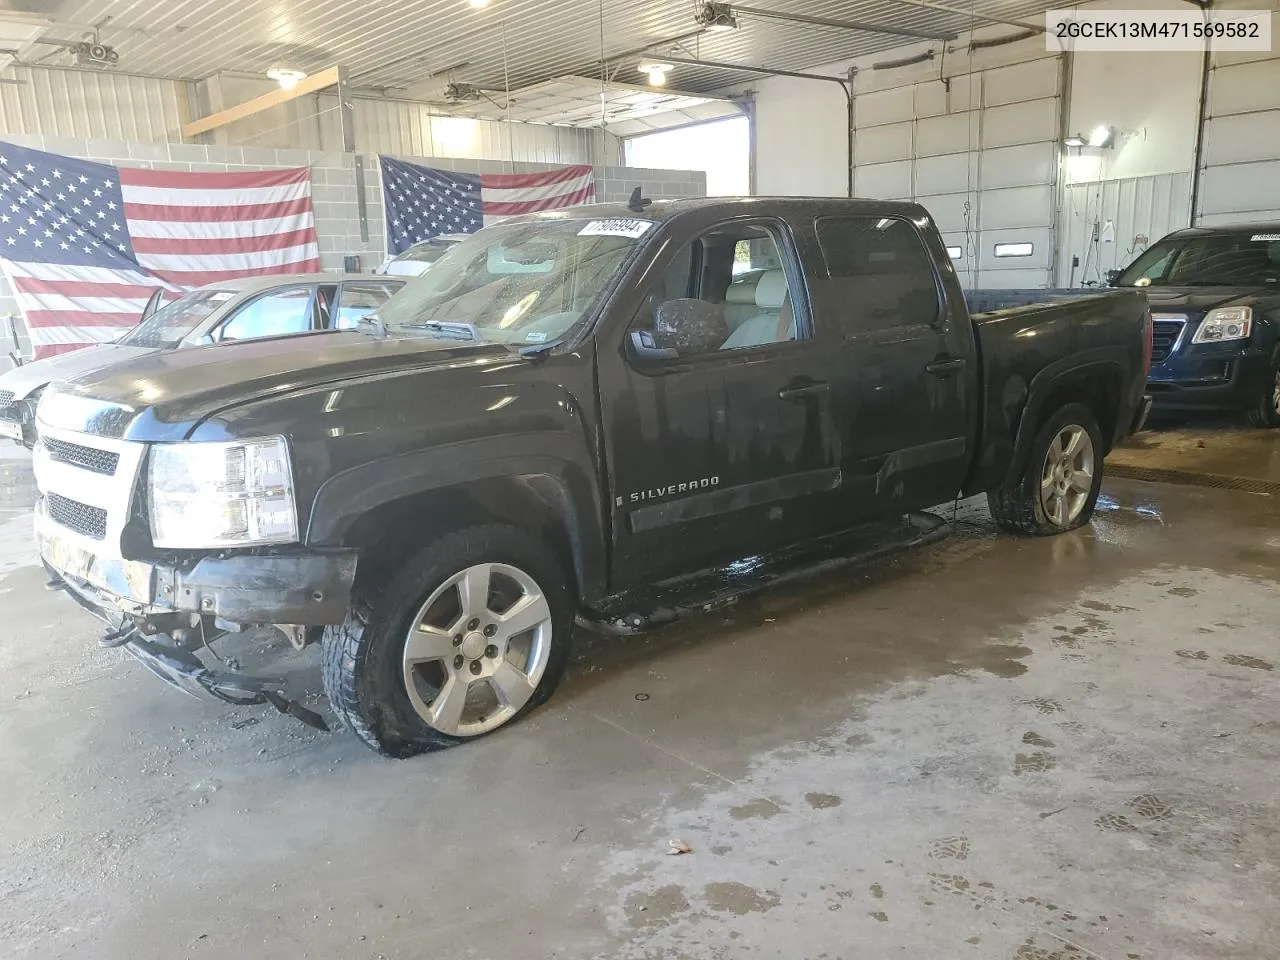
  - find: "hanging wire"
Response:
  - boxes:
[230,103,345,147]
[598,0,608,163]
[961,0,978,288]
[501,21,515,172]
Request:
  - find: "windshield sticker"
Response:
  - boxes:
[1251,233,1280,242]
[578,219,653,239]
[525,331,548,342]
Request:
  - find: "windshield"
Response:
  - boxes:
[1116,232,1280,288]
[377,218,651,346]
[118,289,233,348]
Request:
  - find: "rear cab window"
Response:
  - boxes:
[815,216,942,335]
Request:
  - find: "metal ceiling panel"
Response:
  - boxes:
[28,0,1065,95]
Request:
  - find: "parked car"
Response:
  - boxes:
[1108,222,1280,425]
[0,273,403,446]
[33,197,1150,755]
[375,235,469,277]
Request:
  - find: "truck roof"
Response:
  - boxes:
[526,195,930,226]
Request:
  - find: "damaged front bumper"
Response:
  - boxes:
[38,514,356,729]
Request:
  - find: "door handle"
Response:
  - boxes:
[778,381,830,401]
[925,357,966,376]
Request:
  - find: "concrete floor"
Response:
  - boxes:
[3,439,1280,960]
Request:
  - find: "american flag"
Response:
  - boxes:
[0,141,321,359]
[380,157,595,255]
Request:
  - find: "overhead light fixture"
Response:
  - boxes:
[1064,134,1087,148]
[267,65,307,90]
[1088,124,1115,148]
[468,0,490,7]
[638,61,672,86]
[696,2,739,31]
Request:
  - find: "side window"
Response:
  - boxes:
[816,217,940,334]
[630,223,803,357]
[219,286,316,341]
[334,281,404,330]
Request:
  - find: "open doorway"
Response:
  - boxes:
[623,116,750,197]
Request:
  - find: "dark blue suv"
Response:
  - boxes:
[1112,223,1280,426]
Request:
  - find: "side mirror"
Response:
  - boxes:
[141,288,164,320]
[1105,269,1123,287]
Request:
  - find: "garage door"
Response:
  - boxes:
[852,54,1064,288]
[1195,9,1280,225]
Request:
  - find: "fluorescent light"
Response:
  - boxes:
[468,0,490,7]
[1064,134,1087,148]
[267,66,306,90]
[994,242,1034,258]
[1088,124,1114,148]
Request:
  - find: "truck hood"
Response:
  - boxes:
[39,331,511,441]
[0,343,153,402]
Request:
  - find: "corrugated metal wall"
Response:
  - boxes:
[0,64,188,142]
[0,65,615,165]
[1057,173,1193,286]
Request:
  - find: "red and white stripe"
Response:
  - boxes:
[2,260,179,355]
[480,165,595,222]
[120,167,321,287]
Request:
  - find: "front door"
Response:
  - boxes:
[598,218,843,589]
[812,214,975,515]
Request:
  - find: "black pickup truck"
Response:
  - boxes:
[33,197,1151,756]
[1108,223,1280,425]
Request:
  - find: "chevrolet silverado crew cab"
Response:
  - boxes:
[34,197,1151,756]
[1109,222,1280,425]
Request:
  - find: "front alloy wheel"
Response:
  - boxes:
[322,524,573,757]
[402,563,552,737]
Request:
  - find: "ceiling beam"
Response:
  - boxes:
[181,65,344,139]
[730,3,956,42]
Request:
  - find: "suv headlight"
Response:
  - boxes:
[1192,306,1253,344]
[149,437,298,548]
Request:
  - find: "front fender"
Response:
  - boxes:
[304,432,608,602]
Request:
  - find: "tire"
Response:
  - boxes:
[322,524,574,757]
[987,403,1104,537]
[1244,358,1280,428]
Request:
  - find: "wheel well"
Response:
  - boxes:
[340,477,580,599]
[1035,370,1121,455]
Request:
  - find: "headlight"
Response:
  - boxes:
[149,437,298,548]
[1192,306,1253,344]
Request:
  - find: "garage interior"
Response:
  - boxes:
[2,1,1280,958]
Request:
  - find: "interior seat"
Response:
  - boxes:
[720,270,794,350]
[723,274,763,330]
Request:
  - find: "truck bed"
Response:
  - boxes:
[963,288,1112,315]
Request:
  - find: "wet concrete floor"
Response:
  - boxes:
[2,445,1279,960]
[1111,416,1280,484]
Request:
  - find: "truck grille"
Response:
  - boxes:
[1150,318,1186,365]
[0,390,13,408]
[41,436,120,475]
[46,493,108,540]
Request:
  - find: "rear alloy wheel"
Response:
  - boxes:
[1245,361,1280,428]
[987,403,1104,536]
[322,525,572,757]
[1038,424,1096,528]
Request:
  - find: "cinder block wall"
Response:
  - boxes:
[0,135,707,363]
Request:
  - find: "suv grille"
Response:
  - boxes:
[42,436,120,475]
[1151,319,1186,365]
[0,390,13,408]
[47,493,108,540]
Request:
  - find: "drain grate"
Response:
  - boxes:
[1108,463,1280,495]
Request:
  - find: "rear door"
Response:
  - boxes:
[598,217,844,587]
[813,214,975,514]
